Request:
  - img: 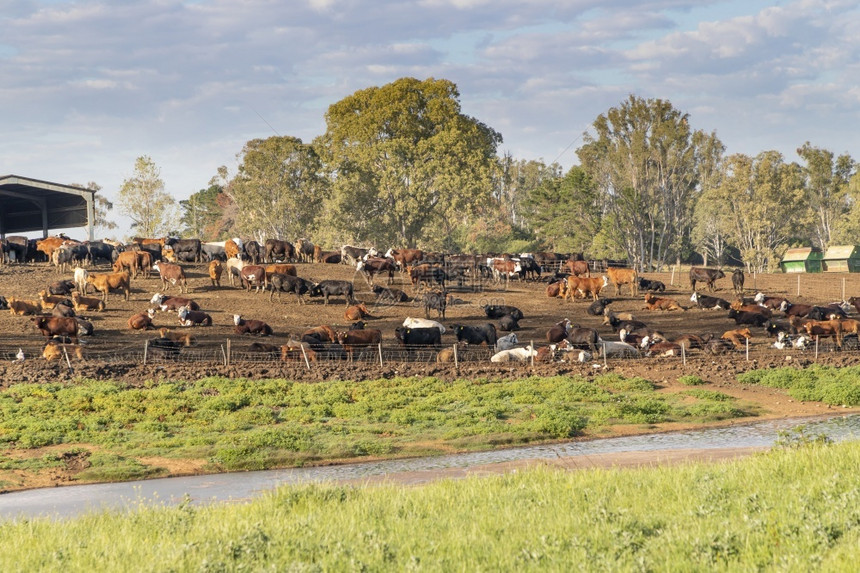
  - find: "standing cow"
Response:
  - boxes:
[689,267,726,292]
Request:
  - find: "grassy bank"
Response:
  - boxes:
[0,374,751,487]
[1,439,858,571]
[739,365,860,406]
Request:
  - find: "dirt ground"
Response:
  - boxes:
[1,258,859,490]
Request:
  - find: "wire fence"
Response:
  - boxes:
[2,334,856,371]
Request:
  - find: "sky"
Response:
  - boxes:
[2,0,859,239]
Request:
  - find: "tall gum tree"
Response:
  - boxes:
[577,95,722,271]
[117,156,176,238]
[797,142,855,250]
[226,136,328,242]
[315,77,501,248]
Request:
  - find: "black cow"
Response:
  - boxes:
[3,236,29,263]
[483,304,523,321]
[727,309,769,327]
[269,274,314,304]
[422,290,447,319]
[518,257,542,281]
[265,239,295,262]
[638,278,666,292]
[311,280,354,305]
[395,326,442,347]
[690,292,730,310]
[244,240,262,265]
[85,241,117,265]
[452,323,497,346]
[372,284,410,303]
[587,298,612,316]
[166,238,202,262]
[499,314,520,332]
[0,295,8,310]
[806,305,847,321]
[732,269,745,293]
[48,280,77,296]
[689,267,725,292]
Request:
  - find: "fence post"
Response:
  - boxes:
[603,342,607,368]
[226,338,231,367]
[220,344,227,366]
[815,335,819,359]
[681,343,686,366]
[62,346,72,371]
[797,274,801,297]
[530,340,535,368]
[300,343,311,370]
[378,342,384,367]
[745,337,749,362]
[143,340,148,366]
[453,343,458,369]
[670,265,676,286]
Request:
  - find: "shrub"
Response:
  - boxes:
[678,375,706,386]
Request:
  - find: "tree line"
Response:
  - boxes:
[111,78,858,272]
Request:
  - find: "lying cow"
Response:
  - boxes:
[8,297,42,315]
[71,292,105,312]
[395,326,442,347]
[233,314,273,336]
[490,346,537,363]
[403,317,446,334]
[452,323,497,346]
[128,309,157,330]
[151,293,200,312]
[690,292,730,310]
[177,306,212,327]
[643,293,684,311]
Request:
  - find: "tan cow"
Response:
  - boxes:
[643,293,685,311]
[113,251,141,279]
[86,272,131,302]
[606,267,639,296]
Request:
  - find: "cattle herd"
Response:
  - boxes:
[2,234,859,367]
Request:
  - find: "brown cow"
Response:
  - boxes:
[606,267,639,296]
[546,281,567,298]
[86,272,130,302]
[803,319,844,349]
[42,341,83,361]
[128,309,157,330]
[158,328,196,347]
[135,250,153,279]
[8,297,42,315]
[113,250,141,279]
[721,327,752,350]
[209,260,223,288]
[71,292,106,312]
[302,325,338,346]
[225,239,241,260]
[31,316,80,342]
[281,340,317,362]
[385,248,424,272]
[132,237,166,246]
[240,265,267,293]
[336,329,382,360]
[264,264,296,277]
[345,303,372,321]
[567,276,607,302]
[36,237,73,261]
[150,293,199,312]
[565,260,590,277]
[643,293,685,311]
[38,290,70,310]
[152,262,188,293]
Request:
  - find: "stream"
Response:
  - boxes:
[1,413,858,521]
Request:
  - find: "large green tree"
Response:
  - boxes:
[696,151,805,272]
[577,95,722,270]
[523,166,601,254]
[180,184,229,239]
[316,77,502,248]
[226,136,328,241]
[797,142,855,249]
[117,156,176,237]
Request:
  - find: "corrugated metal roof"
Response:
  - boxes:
[823,245,860,259]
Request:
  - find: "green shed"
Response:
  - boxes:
[822,245,860,272]
[780,247,823,273]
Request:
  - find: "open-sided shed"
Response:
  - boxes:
[0,174,95,240]
[822,245,860,273]
[779,247,823,273]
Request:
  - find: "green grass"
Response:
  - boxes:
[0,374,754,480]
[738,365,860,406]
[1,439,857,571]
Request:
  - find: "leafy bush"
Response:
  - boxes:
[678,375,706,386]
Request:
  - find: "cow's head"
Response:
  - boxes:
[690,292,699,303]
[233,314,242,326]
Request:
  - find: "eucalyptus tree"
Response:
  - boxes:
[179,184,226,239]
[797,142,855,249]
[315,77,502,248]
[117,156,176,237]
[523,166,601,254]
[703,151,805,272]
[577,95,722,270]
[226,136,328,242]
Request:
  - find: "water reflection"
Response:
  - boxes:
[1,414,857,520]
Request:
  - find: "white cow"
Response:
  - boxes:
[491,346,536,363]
[402,317,446,334]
